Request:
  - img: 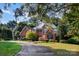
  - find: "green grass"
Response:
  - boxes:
[35,41,79,55]
[0,42,21,56]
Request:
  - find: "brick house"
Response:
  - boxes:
[19,22,58,41]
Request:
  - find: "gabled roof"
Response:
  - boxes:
[33,21,57,32]
[19,20,58,37]
[19,26,29,36]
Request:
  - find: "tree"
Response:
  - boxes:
[0,9,3,18]
[19,3,69,41]
[27,17,38,27]
[63,4,79,37]
[7,20,17,29]
[7,20,17,40]
[0,3,70,41]
[21,4,67,20]
[0,23,12,40]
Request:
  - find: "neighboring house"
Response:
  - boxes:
[19,21,58,41]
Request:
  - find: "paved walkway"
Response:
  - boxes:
[14,41,54,56]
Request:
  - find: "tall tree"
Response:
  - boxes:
[0,3,70,40]
[63,4,79,36]
[20,3,69,41]
[7,20,17,29]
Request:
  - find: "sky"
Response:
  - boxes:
[0,3,27,24]
[0,3,63,24]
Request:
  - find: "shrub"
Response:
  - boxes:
[4,38,12,40]
[26,31,38,41]
[1,29,12,40]
[67,36,79,44]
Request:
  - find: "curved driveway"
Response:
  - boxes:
[16,42,54,56]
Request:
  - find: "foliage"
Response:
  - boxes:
[7,20,17,29]
[15,8,24,18]
[26,31,38,41]
[0,24,12,40]
[2,29,12,40]
[67,36,79,44]
[6,20,17,40]
[27,22,37,28]
[21,4,67,21]
[14,31,20,40]
[27,17,38,27]
[1,3,79,42]
[0,9,3,18]
[64,4,79,36]
[58,19,68,39]
[0,3,68,41]
[17,21,28,32]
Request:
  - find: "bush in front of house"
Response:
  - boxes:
[67,36,79,44]
[26,31,38,41]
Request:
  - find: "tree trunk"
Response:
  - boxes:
[57,22,61,42]
[12,17,18,40]
[12,31,15,40]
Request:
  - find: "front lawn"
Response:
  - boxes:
[0,42,21,56]
[35,41,79,55]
